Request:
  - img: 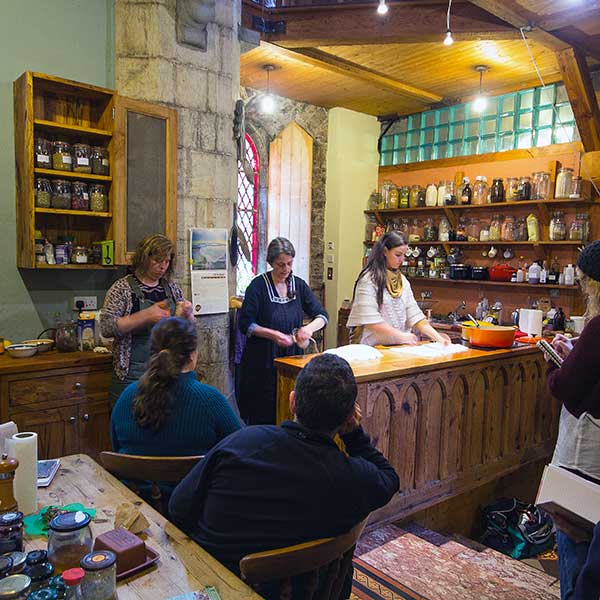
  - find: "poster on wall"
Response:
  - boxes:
[190,228,228,315]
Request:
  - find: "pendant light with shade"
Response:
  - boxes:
[260,64,276,114]
[472,65,489,113]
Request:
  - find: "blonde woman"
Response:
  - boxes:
[101,234,194,405]
[545,240,600,600]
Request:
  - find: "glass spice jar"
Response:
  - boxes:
[408,218,422,243]
[71,182,89,211]
[91,146,109,176]
[34,138,52,169]
[549,211,567,241]
[438,216,451,242]
[489,214,502,241]
[388,185,399,209]
[455,217,467,241]
[473,176,488,205]
[52,142,72,172]
[51,180,72,209]
[515,217,527,241]
[501,215,515,241]
[570,176,582,199]
[365,215,377,242]
[555,167,573,198]
[0,513,23,554]
[516,176,532,201]
[423,217,438,242]
[80,551,117,600]
[72,144,91,174]
[490,178,505,203]
[398,186,409,209]
[409,185,421,208]
[89,184,108,213]
[0,574,31,599]
[34,178,52,208]
[71,246,89,265]
[535,171,551,200]
[569,216,584,241]
[48,513,93,574]
[505,177,519,201]
[466,217,481,242]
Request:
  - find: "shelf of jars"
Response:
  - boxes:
[35,263,117,270]
[34,168,112,183]
[35,208,112,218]
[406,277,579,291]
[363,240,585,247]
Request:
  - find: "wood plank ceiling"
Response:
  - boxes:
[240,0,600,117]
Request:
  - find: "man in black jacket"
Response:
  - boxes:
[169,353,399,588]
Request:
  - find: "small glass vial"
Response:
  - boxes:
[34,138,52,169]
[91,147,110,176]
[0,513,24,554]
[62,568,84,600]
[0,574,31,599]
[52,141,72,172]
[80,551,117,600]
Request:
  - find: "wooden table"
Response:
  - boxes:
[29,454,263,599]
[275,344,560,529]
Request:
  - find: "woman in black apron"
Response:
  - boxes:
[100,234,194,406]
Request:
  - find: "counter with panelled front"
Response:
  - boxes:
[275,344,560,528]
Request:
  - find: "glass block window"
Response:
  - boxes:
[379,83,580,166]
[236,133,259,295]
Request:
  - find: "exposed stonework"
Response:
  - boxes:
[115,0,240,398]
[243,87,328,294]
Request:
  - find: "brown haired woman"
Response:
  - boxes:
[111,317,241,457]
[101,234,194,405]
[347,231,450,346]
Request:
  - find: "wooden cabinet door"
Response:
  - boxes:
[78,400,112,462]
[10,406,79,459]
[112,95,177,265]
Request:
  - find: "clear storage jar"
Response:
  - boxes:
[489,214,502,241]
[555,167,573,198]
[52,142,72,172]
[549,211,567,241]
[80,551,117,600]
[409,185,421,208]
[34,178,52,208]
[505,177,519,201]
[516,176,531,201]
[34,138,52,169]
[501,215,515,241]
[89,184,108,213]
[72,144,91,174]
[48,513,93,574]
[91,146,110,176]
[51,180,72,209]
[534,171,551,200]
[398,186,409,209]
[473,176,488,205]
[490,178,505,203]
[71,182,90,211]
[71,246,89,265]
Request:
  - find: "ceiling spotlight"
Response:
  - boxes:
[377,0,388,15]
[260,64,276,114]
[443,30,454,46]
[472,65,489,113]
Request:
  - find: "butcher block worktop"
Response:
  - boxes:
[0,349,111,374]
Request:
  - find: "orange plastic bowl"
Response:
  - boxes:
[467,325,516,348]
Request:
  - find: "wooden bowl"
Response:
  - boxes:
[6,344,38,358]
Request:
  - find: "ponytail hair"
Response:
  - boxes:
[133,317,197,432]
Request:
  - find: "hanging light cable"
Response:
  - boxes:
[260,64,276,114]
[444,0,454,45]
[472,65,489,113]
[377,0,388,15]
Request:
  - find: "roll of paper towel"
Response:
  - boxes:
[519,308,544,337]
[6,432,38,515]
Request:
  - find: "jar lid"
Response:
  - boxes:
[0,512,23,526]
[0,574,31,597]
[81,550,116,571]
[25,550,47,566]
[0,556,12,576]
[62,567,85,586]
[24,562,53,582]
[49,511,91,532]
[27,589,59,600]
[3,552,26,572]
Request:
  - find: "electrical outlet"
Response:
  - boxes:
[73,296,97,310]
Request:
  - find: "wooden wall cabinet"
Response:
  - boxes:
[14,72,177,268]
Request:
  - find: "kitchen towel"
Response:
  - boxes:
[6,432,38,515]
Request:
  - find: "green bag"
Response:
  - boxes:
[480,498,555,559]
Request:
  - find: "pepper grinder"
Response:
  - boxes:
[0,453,19,512]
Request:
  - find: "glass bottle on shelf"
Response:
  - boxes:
[505,177,519,201]
[548,256,560,284]
[438,216,451,242]
[517,176,532,201]
[473,176,488,205]
[467,217,481,242]
[409,185,421,208]
[417,187,426,207]
[34,138,52,169]
[365,215,377,242]
[555,167,573,198]
[437,181,447,207]
[423,217,438,241]
[388,184,399,209]
[578,212,590,242]
[526,213,540,242]
[537,171,551,200]
[381,180,393,209]
[479,221,490,242]
[549,211,567,241]
[456,217,467,241]
[489,214,502,241]
[501,215,515,241]
[444,181,457,205]
[425,183,437,207]
[490,178,505,203]
[460,177,472,205]
[399,186,410,209]
[34,178,52,208]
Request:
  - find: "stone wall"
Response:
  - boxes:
[243,88,328,293]
[115,0,240,398]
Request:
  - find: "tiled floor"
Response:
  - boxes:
[356,523,560,600]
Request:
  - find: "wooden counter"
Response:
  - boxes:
[0,350,112,460]
[275,344,560,528]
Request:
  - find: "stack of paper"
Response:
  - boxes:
[324,344,383,362]
[387,342,469,359]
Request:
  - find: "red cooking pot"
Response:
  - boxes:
[489,264,517,282]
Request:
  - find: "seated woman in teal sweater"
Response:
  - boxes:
[111,316,242,456]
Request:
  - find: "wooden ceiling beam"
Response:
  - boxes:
[556,47,600,152]
[537,4,600,32]
[242,2,520,47]
[262,42,443,104]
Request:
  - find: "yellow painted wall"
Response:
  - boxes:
[324,108,380,348]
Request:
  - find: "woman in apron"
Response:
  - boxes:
[101,234,194,406]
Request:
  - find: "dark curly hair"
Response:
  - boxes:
[133,317,197,432]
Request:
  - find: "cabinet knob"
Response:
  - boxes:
[74,382,82,391]
[82,414,90,422]
[69,416,76,424]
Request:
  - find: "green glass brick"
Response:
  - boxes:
[536,107,554,128]
[518,112,532,129]
[535,128,553,147]
[517,131,532,148]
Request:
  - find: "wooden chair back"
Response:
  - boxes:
[239,517,368,600]
[100,451,203,514]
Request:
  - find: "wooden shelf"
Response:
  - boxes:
[364,240,584,247]
[34,263,117,270]
[34,119,112,139]
[407,277,579,291]
[34,168,112,182]
[35,208,112,218]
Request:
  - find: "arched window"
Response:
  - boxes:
[236,133,260,295]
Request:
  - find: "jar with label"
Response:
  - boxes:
[549,211,567,241]
[555,167,573,198]
[0,574,31,599]
[388,185,399,209]
[527,213,540,242]
[436,181,447,207]
[423,217,438,242]
[0,513,24,555]
[569,216,584,241]
[51,180,72,209]
[70,182,89,211]
[34,138,52,169]
[52,141,72,172]
[516,176,532,201]
[473,176,488,205]
[48,512,93,574]
[408,219,422,243]
[34,178,52,208]
[80,551,117,600]
[396,186,407,209]
[501,215,515,241]
[72,144,91,174]
[409,185,421,208]
[438,216,451,242]
[89,184,108,213]
[505,177,519,201]
[490,178,505,203]
[425,183,437,207]
[71,246,89,265]
[479,224,490,242]
[91,146,110,176]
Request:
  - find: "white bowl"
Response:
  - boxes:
[6,344,38,358]
[22,339,54,352]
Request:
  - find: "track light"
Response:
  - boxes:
[260,64,276,114]
[443,30,454,46]
[377,0,388,15]
[472,65,489,113]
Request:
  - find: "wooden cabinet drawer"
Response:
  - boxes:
[6,368,111,408]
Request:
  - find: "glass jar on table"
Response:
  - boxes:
[80,551,117,600]
[48,512,93,574]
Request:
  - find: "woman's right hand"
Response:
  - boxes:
[273,332,294,348]
[552,334,574,360]
[143,301,172,325]
[396,332,418,345]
